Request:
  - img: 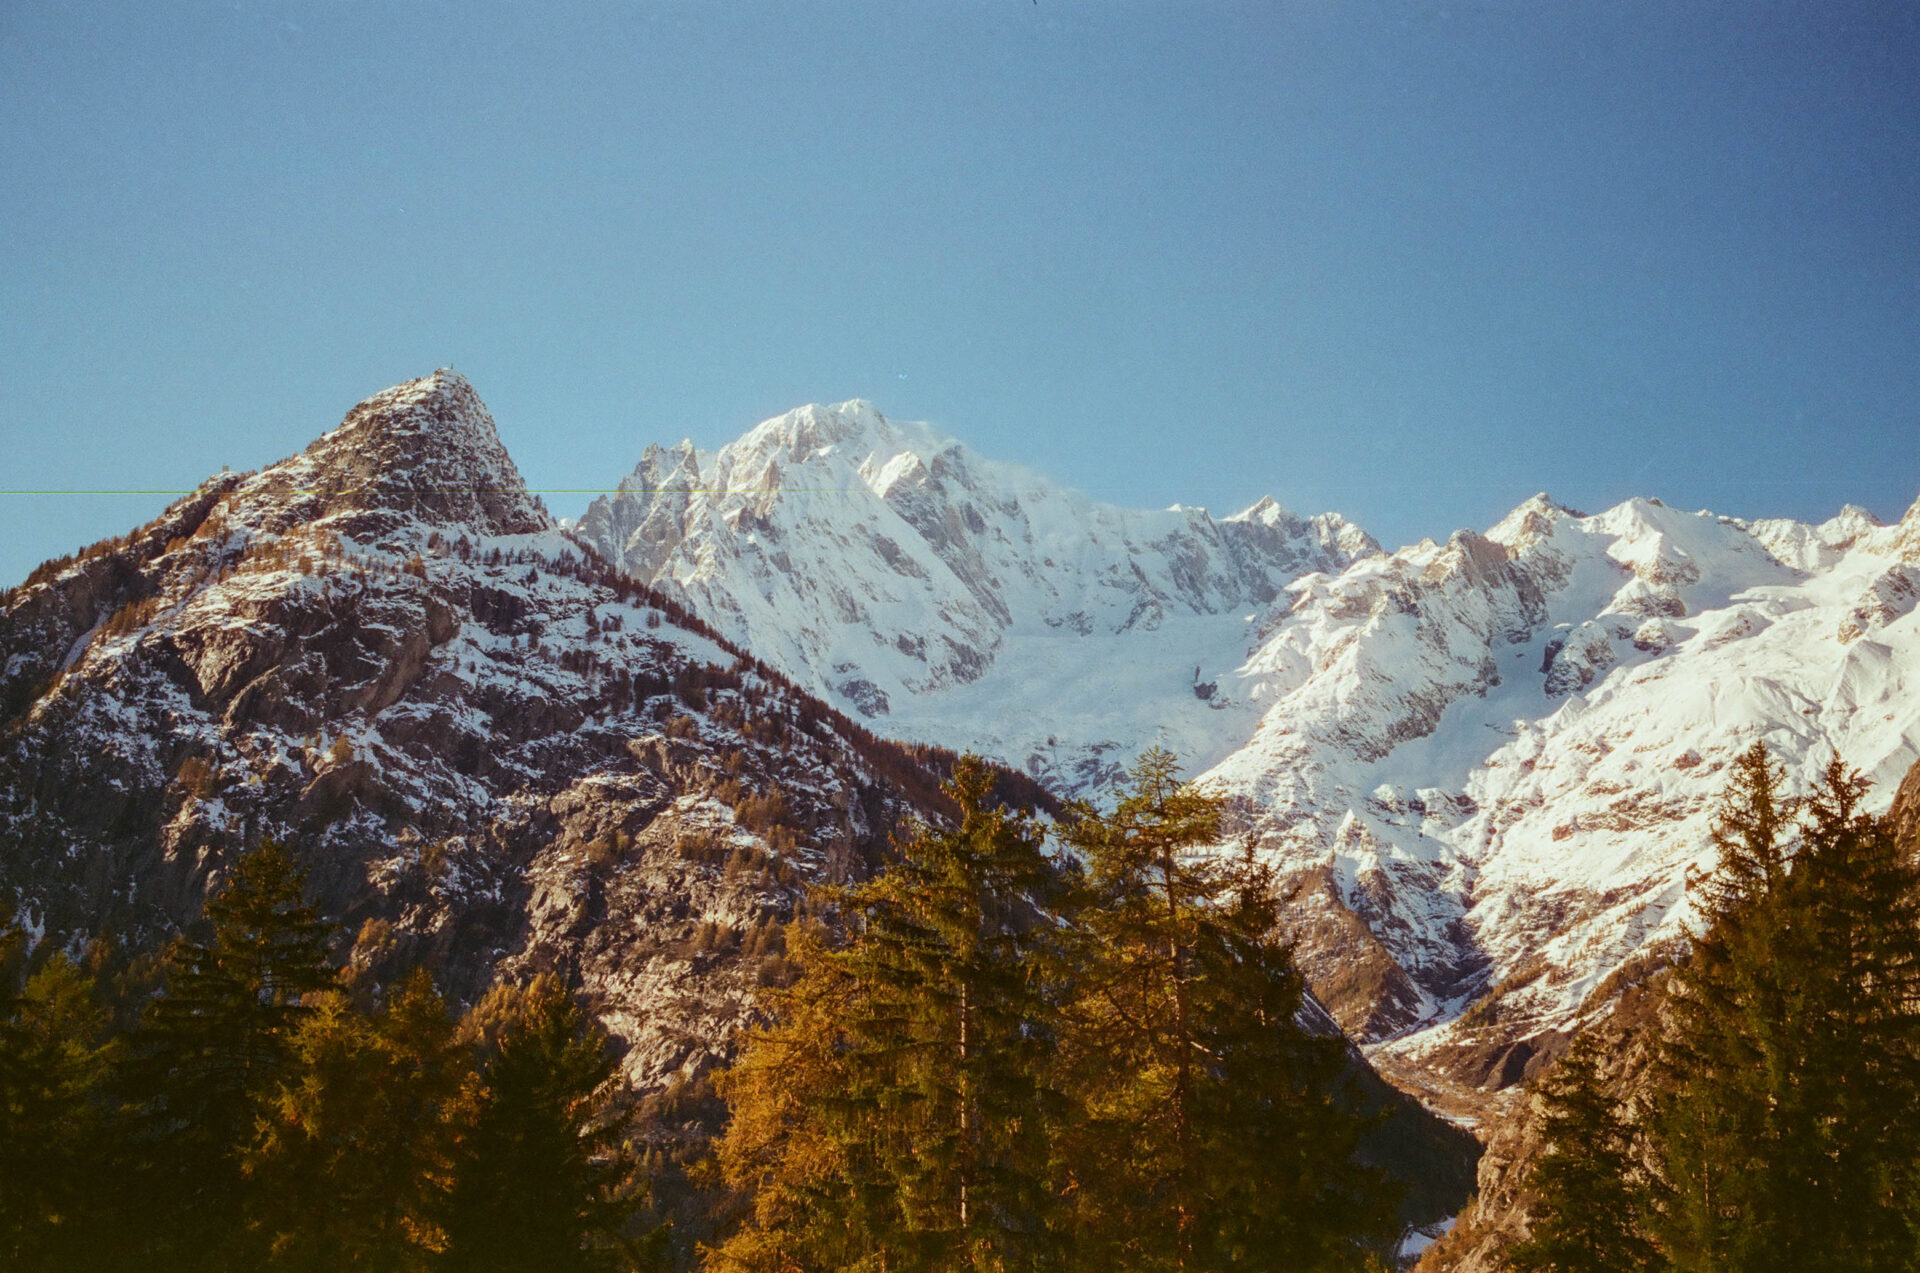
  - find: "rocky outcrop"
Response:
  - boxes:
[1411,966,1669,1273]
[0,374,976,1093]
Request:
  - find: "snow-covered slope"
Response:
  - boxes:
[1204,492,1920,1070]
[586,403,1920,1077]
[577,401,1378,795]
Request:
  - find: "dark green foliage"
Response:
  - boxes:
[1648,742,1798,1270]
[441,974,646,1273]
[1507,1033,1660,1273]
[1648,748,1920,1272]
[0,944,120,1271]
[125,839,338,1269]
[1510,743,1920,1273]
[138,838,335,1140]
[0,841,660,1271]
[1733,756,1920,1269]
[244,970,470,1270]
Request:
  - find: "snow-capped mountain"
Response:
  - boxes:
[577,400,1378,794]
[1227,492,1920,1077]
[588,402,1920,1083]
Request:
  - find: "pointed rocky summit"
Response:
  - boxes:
[237,369,549,543]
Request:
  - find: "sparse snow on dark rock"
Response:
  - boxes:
[0,374,981,1090]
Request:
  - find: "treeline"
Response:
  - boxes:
[1512,743,1920,1273]
[0,843,659,1272]
[704,751,1399,1271]
[2,753,1399,1272]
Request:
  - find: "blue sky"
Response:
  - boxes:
[3,0,1917,587]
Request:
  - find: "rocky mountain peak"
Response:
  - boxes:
[1486,493,1579,552]
[736,399,891,468]
[1894,490,1920,563]
[0,373,1017,1098]
[1230,494,1289,524]
[255,369,549,541]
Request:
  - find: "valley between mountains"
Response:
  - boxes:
[5,370,1918,1261]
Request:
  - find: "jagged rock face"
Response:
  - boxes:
[1204,492,1920,1071]
[262,369,552,538]
[1410,968,1670,1273]
[0,373,948,1088]
[577,401,1379,796]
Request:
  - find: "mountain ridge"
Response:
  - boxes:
[8,371,1911,1254]
[583,397,1920,1096]
[0,372,1478,1250]
[577,398,1380,794]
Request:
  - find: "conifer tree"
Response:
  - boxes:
[1762,758,1920,1270]
[1055,750,1393,1271]
[0,945,120,1271]
[129,838,336,1268]
[1651,745,1920,1272]
[440,974,642,1273]
[707,756,1065,1272]
[705,918,878,1272]
[244,969,471,1270]
[1648,741,1797,1270]
[1507,1032,1661,1273]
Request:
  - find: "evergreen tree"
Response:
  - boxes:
[1507,1032,1662,1273]
[707,755,1065,1272]
[244,970,471,1270]
[0,944,120,1272]
[1648,741,1798,1271]
[704,920,887,1272]
[1651,745,1920,1272]
[1764,758,1920,1269]
[1055,750,1394,1272]
[440,974,642,1273]
[127,838,336,1268]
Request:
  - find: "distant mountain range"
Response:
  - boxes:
[575,393,1920,1095]
[574,399,1378,795]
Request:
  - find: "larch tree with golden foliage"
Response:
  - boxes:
[1053,749,1395,1272]
[707,756,1066,1273]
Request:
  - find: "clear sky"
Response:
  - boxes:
[3,1,1917,588]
